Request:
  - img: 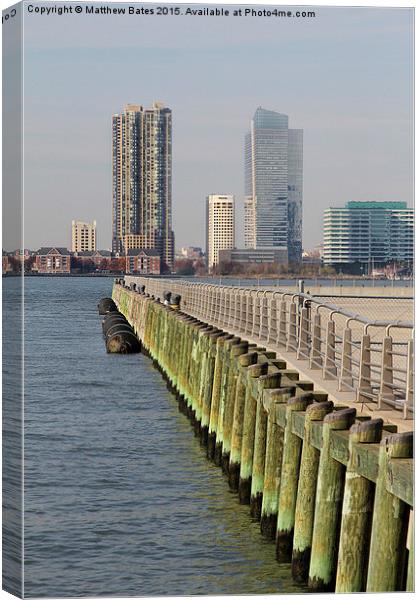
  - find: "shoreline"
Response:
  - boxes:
[2,272,414,284]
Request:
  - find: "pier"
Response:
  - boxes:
[112,277,414,593]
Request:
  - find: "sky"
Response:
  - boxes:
[16,1,414,252]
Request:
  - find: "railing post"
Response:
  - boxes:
[286,301,297,352]
[276,297,288,347]
[225,287,232,327]
[259,292,267,340]
[210,286,215,322]
[309,312,322,369]
[246,292,252,336]
[357,332,372,403]
[252,292,260,338]
[339,326,353,391]
[322,317,337,380]
[200,284,207,317]
[232,289,239,330]
[219,288,225,327]
[213,286,218,322]
[267,295,276,343]
[404,336,414,419]
[297,304,310,360]
[205,285,211,318]
[379,336,393,409]
[220,288,225,327]
[226,288,233,328]
[239,289,244,331]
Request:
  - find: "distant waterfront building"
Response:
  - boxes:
[206,194,235,271]
[180,247,204,260]
[126,249,161,275]
[72,250,112,272]
[112,102,174,271]
[219,247,288,265]
[71,220,97,253]
[2,252,12,275]
[245,107,303,264]
[34,247,71,274]
[323,201,414,271]
[244,196,256,249]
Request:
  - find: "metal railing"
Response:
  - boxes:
[123,276,414,419]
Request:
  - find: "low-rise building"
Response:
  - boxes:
[180,246,204,260]
[219,247,288,265]
[126,249,161,275]
[2,252,12,275]
[34,247,71,273]
[72,250,112,271]
[323,201,414,272]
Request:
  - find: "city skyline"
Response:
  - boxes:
[16,6,413,253]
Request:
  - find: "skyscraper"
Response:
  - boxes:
[206,194,235,271]
[244,107,303,264]
[112,102,174,271]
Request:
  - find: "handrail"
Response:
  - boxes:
[122,276,414,419]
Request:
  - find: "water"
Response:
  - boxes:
[14,277,305,597]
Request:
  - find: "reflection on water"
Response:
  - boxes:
[18,277,306,597]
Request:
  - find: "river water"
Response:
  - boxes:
[18,277,305,597]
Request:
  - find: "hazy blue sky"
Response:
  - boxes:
[21,2,414,251]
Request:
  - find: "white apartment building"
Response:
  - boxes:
[72,220,97,252]
[206,195,235,271]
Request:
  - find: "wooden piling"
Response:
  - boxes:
[291,401,334,582]
[406,510,414,592]
[238,362,269,504]
[214,338,245,466]
[250,373,283,519]
[207,334,234,460]
[335,418,383,592]
[260,387,301,541]
[200,330,224,446]
[274,393,314,555]
[366,431,413,592]
[308,407,357,592]
[195,327,219,436]
[221,342,249,473]
[228,352,258,491]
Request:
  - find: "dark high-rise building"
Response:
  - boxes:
[112,102,174,271]
[244,107,303,265]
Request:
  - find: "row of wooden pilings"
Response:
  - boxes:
[113,283,414,593]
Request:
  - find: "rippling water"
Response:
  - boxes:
[17,277,306,597]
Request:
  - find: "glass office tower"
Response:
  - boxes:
[244,107,303,264]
